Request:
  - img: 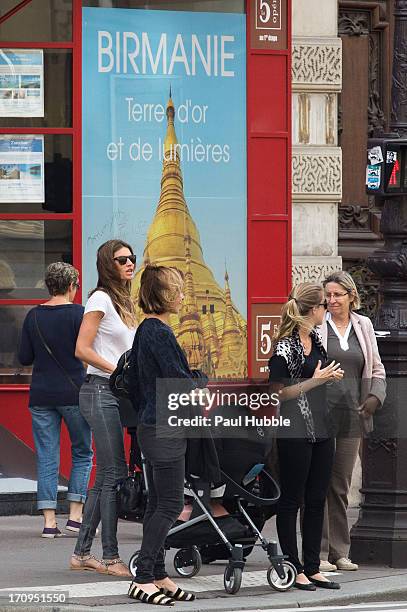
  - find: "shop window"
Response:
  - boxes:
[0,219,72,300]
[0,0,72,42]
[0,134,72,213]
[0,49,72,128]
[0,305,32,384]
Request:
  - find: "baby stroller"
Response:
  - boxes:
[126,411,296,595]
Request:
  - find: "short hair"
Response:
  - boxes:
[138,265,184,315]
[45,262,79,296]
[323,270,361,310]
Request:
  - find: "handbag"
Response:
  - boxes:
[109,349,133,398]
[116,432,146,521]
[34,310,79,391]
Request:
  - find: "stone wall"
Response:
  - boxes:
[292,0,342,283]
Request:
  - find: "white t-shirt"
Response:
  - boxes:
[85,290,136,378]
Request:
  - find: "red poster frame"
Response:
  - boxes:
[0,0,291,479]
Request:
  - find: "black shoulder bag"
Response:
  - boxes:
[116,433,146,521]
[34,310,79,391]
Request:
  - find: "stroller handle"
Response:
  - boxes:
[220,468,280,506]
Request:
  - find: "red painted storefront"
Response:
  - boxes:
[0,0,291,483]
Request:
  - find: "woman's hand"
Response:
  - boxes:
[312,360,344,383]
[358,395,380,419]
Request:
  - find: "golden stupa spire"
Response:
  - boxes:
[177,230,206,369]
[217,266,245,378]
[164,86,178,156]
[131,93,248,378]
[202,289,220,369]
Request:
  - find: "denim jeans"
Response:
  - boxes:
[135,424,186,583]
[74,376,127,560]
[30,405,93,510]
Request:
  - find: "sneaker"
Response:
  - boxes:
[41,526,64,539]
[319,560,337,572]
[65,519,99,536]
[336,557,358,571]
[66,519,81,533]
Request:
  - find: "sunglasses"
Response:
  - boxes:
[74,282,80,290]
[114,255,136,266]
[318,302,328,309]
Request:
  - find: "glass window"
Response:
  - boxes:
[0,134,72,213]
[0,305,32,385]
[0,49,72,128]
[0,0,72,42]
[82,0,244,12]
[0,220,72,299]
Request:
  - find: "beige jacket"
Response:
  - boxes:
[318,311,386,407]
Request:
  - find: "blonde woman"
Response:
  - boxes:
[319,271,386,572]
[70,240,136,577]
[268,283,343,591]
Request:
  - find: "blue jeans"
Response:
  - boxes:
[74,376,128,560]
[30,405,93,511]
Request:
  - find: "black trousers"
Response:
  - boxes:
[135,424,186,584]
[276,437,335,576]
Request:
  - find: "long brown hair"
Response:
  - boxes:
[273,283,323,344]
[89,239,136,327]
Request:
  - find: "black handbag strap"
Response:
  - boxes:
[34,310,79,392]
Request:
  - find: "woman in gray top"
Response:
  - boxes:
[318,271,386,572]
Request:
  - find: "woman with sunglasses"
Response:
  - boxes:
[70,240,137,576]
[268,283,344,591]
[319,271,386,573]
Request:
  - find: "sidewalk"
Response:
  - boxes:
[0,511,406,611]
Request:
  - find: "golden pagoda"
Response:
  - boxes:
[132,93,247,378]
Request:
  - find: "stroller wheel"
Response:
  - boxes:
[129,550,140,578]
[173,546,202,578]
[267,561,297,592]
[223,566,242,595]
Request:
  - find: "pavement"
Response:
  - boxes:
[0,510,406,611]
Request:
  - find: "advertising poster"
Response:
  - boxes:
[0,136,44,203]
[82,8,247,377]
[0,49,44,117]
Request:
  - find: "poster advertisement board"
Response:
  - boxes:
[0,136,45,203]
[82,8,247,377]
[0,50,44,118]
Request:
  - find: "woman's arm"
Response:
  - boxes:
[148,328,204,391]
[18,314,34,366]
[75,311,116,374]
[270,359,344,402]
[361,318,386,410]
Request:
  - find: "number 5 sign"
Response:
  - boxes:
[250,0,287,50]
[251,304,282,377]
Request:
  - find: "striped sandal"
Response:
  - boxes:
[128,583,174,606]
[160,587,196,602]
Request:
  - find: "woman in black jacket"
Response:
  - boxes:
[128,265,207,607]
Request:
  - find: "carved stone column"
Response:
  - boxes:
[291,1,342,283]
[350,0,407,567]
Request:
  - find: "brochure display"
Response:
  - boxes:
[0,136,45,203]
[0,49,44,117]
